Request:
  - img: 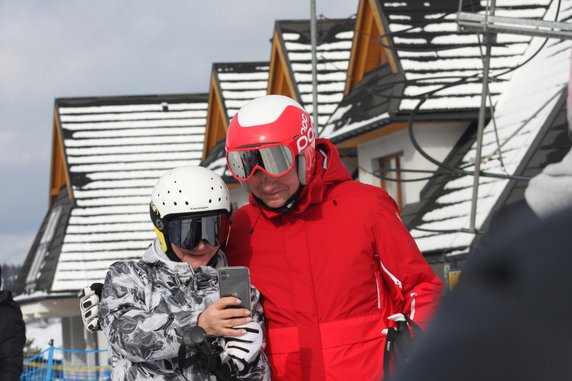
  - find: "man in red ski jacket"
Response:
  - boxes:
[225,95,443,381]
[78,95,443,380]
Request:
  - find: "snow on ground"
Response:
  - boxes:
[25,318,62,350]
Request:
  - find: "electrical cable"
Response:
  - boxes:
[413,226,480,234]
[367,0,562,102]
[473,31,509,174]
[374,1,487,52]
[406,83,531,182]
[486,0,561,81]
[372,168,455,183]
[338,148,459,183]
[331,0,561,235]
[408,0,563,239]
[404,0,562,181]
[401,0,568,236]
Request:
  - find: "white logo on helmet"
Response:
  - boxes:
[296,113,315,153]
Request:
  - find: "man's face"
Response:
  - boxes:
[246,164,301,208]
[172,242,220,269]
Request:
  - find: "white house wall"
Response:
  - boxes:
[358,122,470,206]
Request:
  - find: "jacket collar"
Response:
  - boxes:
[250,138,352,219]
[142,239,225,281]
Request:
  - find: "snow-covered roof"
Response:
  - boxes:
[24,94,209,293]
[204,16,356,176]
[204,19,355,177]
[409,1,572,254]
[323,0,553,141]
[202,62,270,179]
[276,18,355,131]
[203,140,233,182]
[214,62,269,120]
[385,0,551,111]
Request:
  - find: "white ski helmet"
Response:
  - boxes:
[150,166,231,254]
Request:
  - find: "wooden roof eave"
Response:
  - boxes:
[344,0,400,96]
[203,70,229,161]
[267,29,300,101]
[333,117,473,150]
[333,121,405,149]
[49,107,72,207]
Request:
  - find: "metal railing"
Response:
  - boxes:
[21,342,110,381]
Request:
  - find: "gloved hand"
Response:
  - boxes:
[220,321,263,372]
[78,283,103,333]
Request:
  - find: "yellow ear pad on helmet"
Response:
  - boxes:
[150,202,169,253]
[154,226,169,253]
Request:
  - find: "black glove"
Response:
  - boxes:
[78,283,103,333]
[178,326,237,381]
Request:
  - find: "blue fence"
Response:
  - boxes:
[21,344,111,381]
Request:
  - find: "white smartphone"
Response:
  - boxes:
[218,266,252,311]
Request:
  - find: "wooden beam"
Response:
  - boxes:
[356,4,374,82]
[370,0,398,74]
[335,122,407,149]
[20,297,81,319]
[267,30,298,100]
[345,0,368,94]
[334,119,461,149]
[345,0,399,95]
[49,109,72,207]
[203,72,229,160]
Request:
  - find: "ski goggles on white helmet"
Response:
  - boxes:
[166,211,230,250]
[226,144,295,182]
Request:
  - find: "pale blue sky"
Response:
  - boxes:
[0,0,358,265]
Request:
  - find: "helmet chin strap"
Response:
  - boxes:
[253,184,304,215]
[165,247,182,262]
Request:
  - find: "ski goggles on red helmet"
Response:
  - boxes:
[226,144,295,182]
[166,211,230,250]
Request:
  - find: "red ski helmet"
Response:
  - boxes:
[225,95,316,185]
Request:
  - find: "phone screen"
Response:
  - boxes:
[218,266,252,311]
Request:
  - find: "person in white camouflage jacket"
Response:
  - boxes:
[86,166,270,381]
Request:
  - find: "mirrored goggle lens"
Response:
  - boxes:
[227,146,293,180]
[167,213,229,250]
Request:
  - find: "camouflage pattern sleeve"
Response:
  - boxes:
[99,260,206,363]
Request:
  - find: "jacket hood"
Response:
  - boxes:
[0,289,13,305]
[250,138,352,218]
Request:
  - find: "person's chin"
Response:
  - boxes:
[184,255,209,268]
[261,193,287,208]
[264,198,286,208]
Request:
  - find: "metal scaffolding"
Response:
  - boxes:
[456,0,572,233]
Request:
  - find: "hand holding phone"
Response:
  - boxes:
[219,266,252,311]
